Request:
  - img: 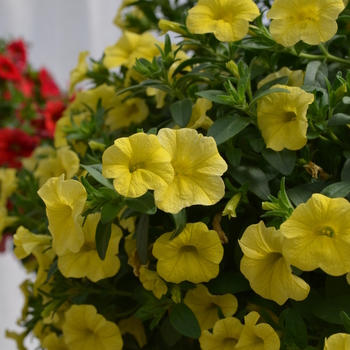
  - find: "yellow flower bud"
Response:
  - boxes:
[226,60,240,79]
[158,19,187,36]
[222,193,242,219]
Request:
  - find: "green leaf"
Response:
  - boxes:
[262,149,296,175]
[226,149,242,167]
[169,303,201,339]
[320,182,350,198]
[207,115,250,145]
[170,209,187,240]
[101,201,124,224]
[46,259,58,282]
[125,192,157,214]
[136,214,149,265]
[341,159,350,182]
[254,76,289,95]
[170,99,192,128]
[206,271,251,294]
[287,181,329,206]
[340,311,350,333]
[313,296,350,324]
[303,61,328,89]
[95,221,112,261]
[196,90,231,106]
[160,316,182,347]
[172,57,222,77]
[228,166,270,200]
[282,309,308,349]
[80,164,114,190]
[249,87,290,106]
[327,113,350,126]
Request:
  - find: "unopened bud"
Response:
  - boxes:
[226,60,240,79]
[159,19,187,36]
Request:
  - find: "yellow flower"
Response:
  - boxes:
[281,193,350,276]
[155,128,227,214]
[58,213,123,282]
[62,304,123,350]
[199,317,244,350]
[185,98,213,130]
[235,311,280,350]
[5,330,28,350]
[184,284,238,330]
[37,174,87,255]
[152,222,224,283]
[34,146,80,187]
[18,280,31,322]
[113,0,146,32]
[22,146,56,171]
[69,51,89,95]
[159,19,187,36]
[124,232,137,258]
[118,314,147,349]
[139,266,168,299]
[42,332,68,350]
[13,226,51,259]
[103,31,162,69]
[239,221,310,305]
[257,85,314,151]
[102,132,174,198]
[267,0,345,47]
[222,193,242,219]
[0,205,17,239]
[0,167,17,206]
[186,0,260,42]
[257,67,304,89]
[324,333,350,349]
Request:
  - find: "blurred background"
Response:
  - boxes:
[0,1,122,348]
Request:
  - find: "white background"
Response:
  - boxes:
[0,1,122,348]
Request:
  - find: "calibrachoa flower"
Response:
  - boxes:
[152,222,224,283]
[118,315,147,349]
[185,98,213,130]
[235,311,280,350]
[41,332,68,350]
[0,167,17,206]
[239,221,310,305]
[58,213,123,282]
[102,132,174,198]
[69,50,89,95]
[38,68,60,99]
[42,100,66,138]
[0,55,21,81]
[186,0,260,42]
[6,40,27,70]
[0,206,17,239]
[62,304,123,350]
[222,193,242,219]
[257,67,304,89]
[155,128,227,214]
[324,333,350,349]
[257,85,314,151]
[184,284,238,330]
[281,194,350,276]
[199,317,244,350]
[267,0,345,47]
[37,174,87,255]
[139,266,168,299]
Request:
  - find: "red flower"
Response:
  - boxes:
[38,68,60,99]
[15,76,34,98]
[6,40,27,70]
[0,55,21,81]
[0,128,39,168]
[42,100,66,137]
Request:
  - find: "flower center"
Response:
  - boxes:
[223,338,238,347]
[284,111,298,122]
[296,7,318,22]
[129,162,144,173]
[181,245,197,253]
[318,226,334,237]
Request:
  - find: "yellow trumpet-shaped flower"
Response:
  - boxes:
[222,193,242,219]
[185,98,213,130]
[257,85,314,151]
[37,174,87,256]
[199,317,244,350]
[239,221,310,305]
[139,266,168,299]
[0,205,17,239]
[118,315,147,349]
[102,132,174,198]
[186,0,260,42]
[62,304,123,350]
[257,67,304,89]
[153,222,224,283]
[281,193,350,276]
[13,226,51,260]
[184,284,238,330]
[69,51,89,95]
[0,167,17,206]
[155,128,227,214]
[41,332,68,350]
[267,0,345,47]
[324,333,350,350]
[58,213,123,282]
[235,311,280,350]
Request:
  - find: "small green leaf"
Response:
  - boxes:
[320,182,350,198]
[136,214,149,265]
[95,221,112,261]
[226,149,242,167]
[46,259,58,282]
[125,192,157,214]
[313,295,350,324]
[303,61,328,89]
[340,311,350,333]
[80,164,114,190]
[169,209,187,240]
[341,159,350,182]
[170,99,193,127]
[196,90,231,106]
[207,115,250,145]
[206,271,250,294]
[282,308,308,348]
[262,149,296,175]
[250,87,290,106]
[160,316,182,347]
[169,303,201,339]
[328,113,350,126]
[101,201,124,224]
[254,76,289,95]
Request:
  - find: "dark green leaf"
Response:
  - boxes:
[228,166,270,200]
[262,149,296,175]
[101,201,124,224]
[250,87,290,107]
[196,90,231,106]
[207,115,250,145]
[136,214,149,265]
[95,221,112,260]
[170,209,187,240]
[340,312,350,333]
[46,259,58,282]
[287,181,328,206]
[170,99,192,128]
[169,303,201,339]
[80,164,114,190]
[206,271,251,294]
[313,296,350,324]
[172,57,222,77]
[283,309,308,348]
[328,113,350,126]
[125,192,157,214]
[320,182,350,198]
[303,61,328,88]
[341,159,350,182]
[254,76,289,95]
[160,316,182,347]
[226,149,242,167]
